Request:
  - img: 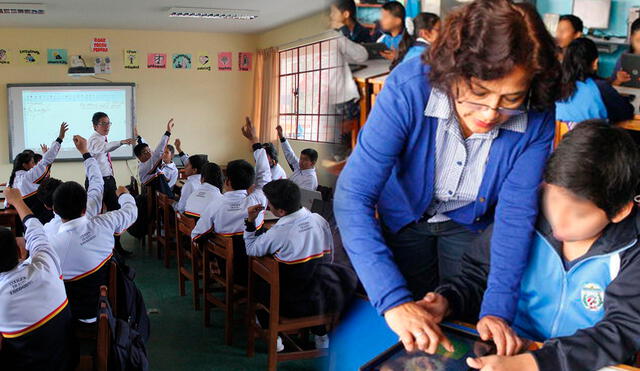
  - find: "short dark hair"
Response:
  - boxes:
[560,38,599,99]
[263,179,302,215]
[33,153,43,164]
[166,144,175,157]
[559,14,584,34]
[226,160,255,190]
[630,18,640,53]
[201,162,224,190]
[262,143,278,164]
[545,120,640,219]
[133,143,149,158]
[9,152,34,187]
[428,0,561,111]
[188,155,207,174]
[0,228,19,273]
[53,181,87,220]
[92,112,108,125]
[37,177,63,208]
[301,148,318,163]
[334,0,357,21]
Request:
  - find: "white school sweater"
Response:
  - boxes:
[0,217,68,338]
[11,139,61,199]
[174,174,201,213]
[280,139,318,191]
[184,183,222,218]
[137,133,170,186]
[270,163,287,181]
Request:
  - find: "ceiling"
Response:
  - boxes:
[0,0,330,33]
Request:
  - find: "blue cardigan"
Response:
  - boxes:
[334,56,555,321]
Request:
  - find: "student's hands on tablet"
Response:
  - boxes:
[466,352,538,371]
[613,70,632,86]
[379,49,396,61]
[58,122,69,140]
[476,315,524,356]
[384,301,454,355]
[416,292,450,323]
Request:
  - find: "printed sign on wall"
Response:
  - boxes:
[47,48,68,64]
[147,53,167,69]
[239,52,252,71]
[218,52,232,71]
[124,49,139,69]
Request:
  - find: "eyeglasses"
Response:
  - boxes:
[456,100,527,117]
[96,122,112,127]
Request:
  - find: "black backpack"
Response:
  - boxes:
[112,254,151,343]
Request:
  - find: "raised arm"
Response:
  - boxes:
[139,119,174,177]
[74,135,104,217]
[276,125,300,171]
[95,186,138,235]
[23,123,67,184]
[242,117,272,190]
[174,138,189,164]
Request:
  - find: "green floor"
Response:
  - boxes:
[121,234,324,371]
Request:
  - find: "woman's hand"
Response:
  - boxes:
[467,353,538,371]
[384,301,454,354]
[415,292,450,323]
[477,315,525,356]
[613,70,632,86]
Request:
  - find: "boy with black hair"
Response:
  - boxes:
[413,120,640,371]
[132,119,175,187]
[184,162,223,219]
[276,125,319,191]
[49,137,138,321]
[262,142,287,181]
[556,14,584,51]
[157,142,181,188]
[174,152,207,213]
[331,0,372,43]
[0,187,75,371]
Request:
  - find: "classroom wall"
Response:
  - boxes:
[0,28,257,186]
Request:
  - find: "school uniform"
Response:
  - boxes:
[436,209,640,371]
[556,77,634,125]
[43,154,104,238]
[137,132,171,187]
[377,32,403,50]
[401,38,430,64]
[9,138,62,223]
[174,174,201,213]
[279,138,318,191]
[88,131,124,213]
[184,182,222,219]
[338,22,372,44]
[49,192,137,321]
[159,161,179,188]
[0,216,74,370]
[270,163,287,181]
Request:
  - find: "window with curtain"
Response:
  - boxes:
[278,38,345,144]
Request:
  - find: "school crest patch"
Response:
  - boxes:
[581,283,604,311]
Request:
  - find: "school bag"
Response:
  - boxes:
[112,253,151,343]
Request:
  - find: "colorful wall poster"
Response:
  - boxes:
[218,52,232,71]
[172,53,192,69]
[147,53,167,69]
[196,52,211,71]
[91,37,109,52]
[124,49,139,69]
[0,48,11,65]
[95,56,111,74]
[47,48,68,64]
[239,52,252,71]
[19,49,41,65]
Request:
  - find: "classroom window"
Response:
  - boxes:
[278,38,346,144]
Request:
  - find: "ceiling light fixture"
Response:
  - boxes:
[168,7,259,20]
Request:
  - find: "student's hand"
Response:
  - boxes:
[247,204,265,223]
[466,353,538,371]
[3,187,23,207]
[166,118,175,133]
[384,302,454,354]
[58,122,69,140]
[415,292,450,324]
[174,138,182,152]
[477,316,524,356]
[73,135,89,154]
[276,125,284,140]
[379,49,396,61]
[40,144,48,154]
[241,117,258,143]
[115,186,129,197]
[614,70,632,86]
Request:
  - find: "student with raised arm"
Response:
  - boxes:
[174,153,207,213]
[40,135,105,238]
[132,119,175,188]
[49,165,137,321]
[7,122,68,223]
[0,187,75,370]
[276,125,318,191]
[157,142,181,188]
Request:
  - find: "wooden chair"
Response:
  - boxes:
[144,186,158,252]
[175,211,201,310]
[247,256,337,371]
[554,120,571,148]
[202,234,247,345]
[108,260,118,318]
[95,285,110,371]
[156,192,176,268]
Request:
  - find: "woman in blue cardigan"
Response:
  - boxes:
[334,0,560,355]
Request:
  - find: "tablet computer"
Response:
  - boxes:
[360,323,496,371]
[363,43,390,59]
[621,53,640,89]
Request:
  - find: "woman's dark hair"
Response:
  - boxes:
[560,37,599,100]
[92,112,108,125]
[559,14,584,35]
[629,18,640,53]
[545,120,640,219]
[264,179,302,215]
[391,12,440,70]
[334,0,357,22]
[427,0,561,111]
[9,152,34,187]
[0,228,19,273]
[201,162,224,191]
[187,155,207,174]
[381,1,406,33]
[53,181,87,220]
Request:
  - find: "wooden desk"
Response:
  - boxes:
[353,59,391,132]
[369,74,389,110]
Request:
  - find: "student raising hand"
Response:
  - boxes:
[241,117,259,144]
[174,138,182,153]
[40,144,48,153]
[4,187,22,208]
[166,118,175,133]
[58,122,69,140]
[476,315,524,356]
[276,125,284,140]
[73,135,89,154]
[466,353,538,371]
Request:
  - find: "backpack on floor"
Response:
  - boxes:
[112,254,151,343]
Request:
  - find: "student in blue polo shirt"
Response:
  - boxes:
[376,1,406,61]
[390,12,440,70]
[416,121,640,371]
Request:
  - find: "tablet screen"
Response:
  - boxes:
[361,324,496,371]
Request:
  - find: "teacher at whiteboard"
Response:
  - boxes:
[88,111,136,256]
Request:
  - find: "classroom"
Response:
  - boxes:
[3,0,640,370]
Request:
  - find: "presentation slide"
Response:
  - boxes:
[7,83,135,161]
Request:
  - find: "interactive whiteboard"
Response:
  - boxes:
[7,83,135,161]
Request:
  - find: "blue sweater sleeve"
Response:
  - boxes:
[334,73,418,315]
[479,111,555,323]
[595,79,635,123]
